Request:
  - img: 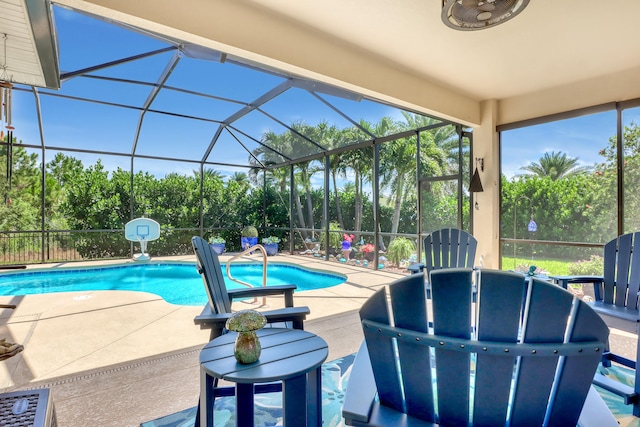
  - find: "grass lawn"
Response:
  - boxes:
[501,256,572,276]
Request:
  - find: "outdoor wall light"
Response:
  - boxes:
[469,157,484,193]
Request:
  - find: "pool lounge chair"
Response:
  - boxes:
[191,236,310,340]
[343,269,617,426]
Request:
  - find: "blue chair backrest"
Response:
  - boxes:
[424,228,477,274]
[601,231,640,308]
[360,268,609,426]
[192,236,232,314]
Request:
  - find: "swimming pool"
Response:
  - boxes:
[0,262,346,306]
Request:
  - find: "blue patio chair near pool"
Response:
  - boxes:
[191,236,309,340]
[407,228,477,277]
[342,269,617,426]
[191,236,311,426]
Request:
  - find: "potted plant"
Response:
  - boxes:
[208,236,226,255]
[360,243,375,262]
[241,226,259,251]
[387,237,416,267]
[261,236,281,256]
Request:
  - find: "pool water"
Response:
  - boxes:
[0,263,346,306]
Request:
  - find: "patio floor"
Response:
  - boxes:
[0,254,636,426]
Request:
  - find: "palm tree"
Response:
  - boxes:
[380,113,454,237]
[230,172,248,184]
[519,151,592,180]
[248,129,310,237]
[327,125,352,230]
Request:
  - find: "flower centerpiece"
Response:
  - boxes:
[208,236,226,255]
[226,309,267,364]
[261,236,281,256]
[241,226,259,252]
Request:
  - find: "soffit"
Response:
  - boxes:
[0,0,59,89]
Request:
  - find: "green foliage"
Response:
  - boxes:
[209,236,225,244]
[567,255,604,276]
[241,226,258,237]
[319,222,343,251]
[501,173,611,259]
[261,236,280,244]
[387,237,416,267]
[518,151,592,180]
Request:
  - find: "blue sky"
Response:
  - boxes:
[10,6,406,180]
[502,108,640,179]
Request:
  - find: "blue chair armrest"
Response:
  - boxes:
[194,305,309,325]
[550,275,603,289]
[228,284,298,306]
[342,342,377,425]
[194,305,230,327]
[591,301,640,323]
[578,386,619,427]
[407,263,424,274]
[194,304,309,339]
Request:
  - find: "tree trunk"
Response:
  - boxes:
[355,173,363,241]
[293,186,307,238]
[391,173,404,238]
[332,172,344,229]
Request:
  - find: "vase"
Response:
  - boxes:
[264,243,278,256]
[241,237,258,252]
[234,330,261,364]
[210,243,225,255]
[364,252,374,262]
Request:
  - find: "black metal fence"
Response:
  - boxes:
[0,229,203,266]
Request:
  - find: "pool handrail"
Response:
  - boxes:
[226,244,268,306]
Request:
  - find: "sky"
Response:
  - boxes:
[502,108,640,180]
[9,6,407,181]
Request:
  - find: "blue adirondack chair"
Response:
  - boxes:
[342,269,617,426]
[191,236,311,425]
[191,236,309,340]
[407,228,477,277]
[552,231,640,416]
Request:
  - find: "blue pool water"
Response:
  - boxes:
[0,263,345,306]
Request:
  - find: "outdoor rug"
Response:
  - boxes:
[140,353,354,427]
[141,354,640,427]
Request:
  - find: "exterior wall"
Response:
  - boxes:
[472,100,500,269]
[498,66,640,126]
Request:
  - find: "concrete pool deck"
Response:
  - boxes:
[0,253,637,426]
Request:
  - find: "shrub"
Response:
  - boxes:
[261,236,281,244]
[241,226,258,237]
[387,237,416,267]
[209,236,225,244]
[568,255,604,276]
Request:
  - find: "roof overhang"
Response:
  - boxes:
[0,0,60,89]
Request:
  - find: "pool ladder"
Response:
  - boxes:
[226,244,269,306]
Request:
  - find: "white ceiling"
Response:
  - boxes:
[244,0,640,102]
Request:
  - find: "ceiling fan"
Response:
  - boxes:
[442,0,530,31]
